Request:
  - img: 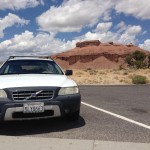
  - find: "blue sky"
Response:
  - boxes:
[0,0,150,60]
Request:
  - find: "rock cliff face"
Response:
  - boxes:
[52,40,149,69]
[76,40,101,48]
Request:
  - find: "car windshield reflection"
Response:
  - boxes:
[0,60,64,75]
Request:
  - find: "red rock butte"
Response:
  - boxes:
[52,40,149,69]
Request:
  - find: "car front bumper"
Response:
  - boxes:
[0,94,81,121]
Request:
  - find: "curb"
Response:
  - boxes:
[0,136,150,150]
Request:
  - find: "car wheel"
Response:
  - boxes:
[65,110,80,121]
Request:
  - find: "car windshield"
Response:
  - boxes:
[0,60,64,75]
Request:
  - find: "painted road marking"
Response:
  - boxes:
[81,101,150,130]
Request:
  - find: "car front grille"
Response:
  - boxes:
[12,90,54,101]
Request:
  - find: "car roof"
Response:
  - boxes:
[8,56,53,61]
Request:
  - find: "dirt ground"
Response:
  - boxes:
[69,69,150,85]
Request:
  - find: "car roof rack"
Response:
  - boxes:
[8,56,54,60]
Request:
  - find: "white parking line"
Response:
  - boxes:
[81,101,150,130]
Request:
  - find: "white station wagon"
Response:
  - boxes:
[0,56,81,122]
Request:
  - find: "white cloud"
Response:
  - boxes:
[0,31,75,60]
[0,13,29,38]
[36,0,150,34]
[77,31,119,43]
[115,21,127,33]
[95,22,112,32]
[75,22,143,45]
[139,39,150,51]
[0,0,44,10]
[118,25,142,44]
[37,0,114,33]
[125,26,142,35]
[115,0,150,20]
[114,23,143,44]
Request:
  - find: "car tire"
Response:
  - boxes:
[65,110,80,121]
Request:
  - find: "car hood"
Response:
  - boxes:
[0,74,76,89]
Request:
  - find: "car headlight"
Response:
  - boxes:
[58,86,79,95]
[0,90,7,98]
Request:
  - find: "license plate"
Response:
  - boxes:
[23,102,44,113]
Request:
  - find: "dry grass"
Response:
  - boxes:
[69,69,150,85]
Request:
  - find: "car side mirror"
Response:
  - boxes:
[65,70,73,76]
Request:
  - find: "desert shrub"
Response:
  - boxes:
[126,50,146,69]
[126,55,134,66]
[123,71,128,75]
[134,61,146,69]
[132,75,147,84]
[119,65,125,70]
[120,79,126,83]
[85,68,98,75]
[99,71,106,75]
[89,69,98,75]
[75,70,84,75]
[132,51,146,61]
[86,68,92,71]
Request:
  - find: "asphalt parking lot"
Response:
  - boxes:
[0,85,150,143]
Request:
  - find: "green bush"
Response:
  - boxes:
[132,75,147,84]
[126,50,147,69]
[134,61,146,69]
[126,55,134,66]
[132,50,146,61]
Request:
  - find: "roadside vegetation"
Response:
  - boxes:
[70,69,150,85]
[132,75,147,84]
[126,50,150,69]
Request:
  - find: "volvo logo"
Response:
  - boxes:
[24,90,43,100]
[30,93,37,97]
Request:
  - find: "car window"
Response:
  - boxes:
[0,60,64,75]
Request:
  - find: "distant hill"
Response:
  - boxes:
[52,40,149,69]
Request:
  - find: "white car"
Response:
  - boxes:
[0,56,81,121]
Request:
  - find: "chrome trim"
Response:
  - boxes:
[12,90,54,101]
[24,90,43,100]
[4,105,61,121]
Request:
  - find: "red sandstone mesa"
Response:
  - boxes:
[52,40,149,69]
